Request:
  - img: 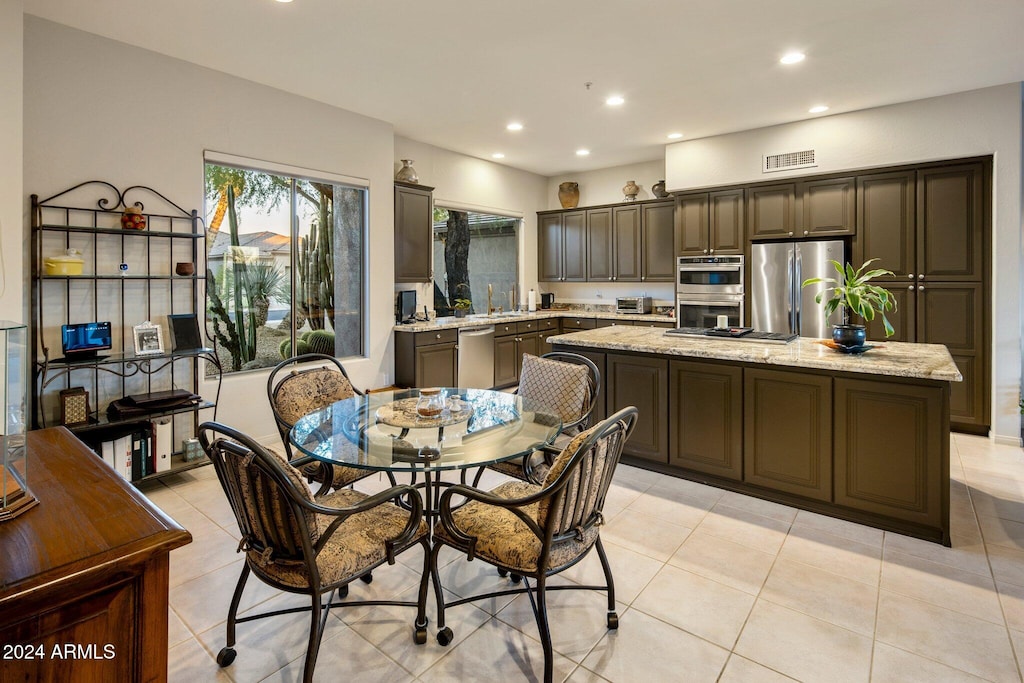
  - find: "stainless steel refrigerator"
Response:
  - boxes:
[750,240,845,337]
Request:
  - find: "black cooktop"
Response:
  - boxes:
[665,327,798,344]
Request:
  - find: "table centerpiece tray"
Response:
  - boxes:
[375,397,473,429]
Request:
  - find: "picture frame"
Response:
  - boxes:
[166,313,203,352]
[59,387,90,426]
[133,321,164,356]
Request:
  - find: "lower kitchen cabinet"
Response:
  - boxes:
[395,329,457,388]
[607,353,668,463]
[493,322,540,388]
[571,349,607,423]
[743,368,832,502]
[834,377,946,528]
[669,360,743,480]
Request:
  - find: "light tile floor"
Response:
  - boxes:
[142,432,1024,682]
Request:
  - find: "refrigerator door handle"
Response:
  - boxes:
[794,246,803,334]
[786,247,795,334]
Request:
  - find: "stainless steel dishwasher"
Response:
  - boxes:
[458,325,495,389]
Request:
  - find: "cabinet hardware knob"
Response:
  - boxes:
[703,249,708,254]
[909,274,915,279]
[908,285,914,290]
[803,230,809,236]
[918,285,924,291]
[708,249,714,254]
[918,274,924,280]
[788,232,794,237]
[609,276,613,281]
[436,334,441,339]
[641,276,646,281]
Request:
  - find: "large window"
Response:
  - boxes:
[204,158,366,375]
[432,209,519,315]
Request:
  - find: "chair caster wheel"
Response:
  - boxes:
[510,573,523,584]
[338,584,349,599]
[415,627,427,645]
[607,613,619,630]
[497,568,509,577]
[437,627,454,647]
[216,647,236,667]
[360,573,373,584]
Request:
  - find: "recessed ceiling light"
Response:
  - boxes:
[491,153,505,159]
[275,0,293,3]
[576,149,591,156]
[780,52,805,65]
[506,122,523,131]
[605,95,625,106]
[808,105,829,114]
[667,132,683,140]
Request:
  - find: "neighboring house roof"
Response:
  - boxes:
[208,231,291,259]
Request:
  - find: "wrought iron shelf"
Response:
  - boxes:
[66,401,218,434]
[39,274,205,281]
[38,347,218,371]
[38,224,204,239]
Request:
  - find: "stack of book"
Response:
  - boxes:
[89,418,175,481]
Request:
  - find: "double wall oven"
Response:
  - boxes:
[676,255,744,329]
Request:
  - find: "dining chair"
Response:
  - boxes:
[429,406,638,683]
[484,351,600,484]
[268,353,396,492]
[198,421,431,683]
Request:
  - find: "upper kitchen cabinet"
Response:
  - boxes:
[539,210,587,282]
[541,199,671,282]
[917,162,985,281]
[641,200,676,281]
[747,183,797,239]
[676,190,743,256]
[394,181,435,282]
[800,176,855,237]
[853,170,916,279]
[748,179,854,240]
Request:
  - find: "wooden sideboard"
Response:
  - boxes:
[0,427,191,682]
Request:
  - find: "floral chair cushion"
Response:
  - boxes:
[273,367,357,426]
[517,354,590,424]
[249,488,428,589]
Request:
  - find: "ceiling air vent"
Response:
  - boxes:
[763,149,816,173]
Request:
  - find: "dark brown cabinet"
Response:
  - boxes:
[493,321,540,388]
[539,210,586,282]
[394,182,434,282]
[607,353,668,463]
[540,199,673,282]
[834,377,946,529]
[800,176,855,236]
[854,161,988,432]
[669,360,743,480]
[676,190,743,256]
[573,350,607,423]
[747,184,797,239]
[395,328,457,388]
[537,318,561,355]
[744,368,832,502]
[854,170,916,279]
[562,317,597,331]
[641,200,676,281]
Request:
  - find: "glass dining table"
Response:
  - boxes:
[289,387,563,509]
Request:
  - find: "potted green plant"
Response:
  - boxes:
[452,298,472,318]
[801,258,897,348]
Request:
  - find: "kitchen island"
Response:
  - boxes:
[550,325,962,544]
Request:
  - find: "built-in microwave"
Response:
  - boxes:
[676,255,744,295]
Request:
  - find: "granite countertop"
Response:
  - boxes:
[393,310,675,332]
[547,325,963,382]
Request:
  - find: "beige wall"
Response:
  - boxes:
[1,0,23,322]
[666,84,1024,444]
[23,18,396,443]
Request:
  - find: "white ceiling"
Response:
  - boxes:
[23,0,1024,177]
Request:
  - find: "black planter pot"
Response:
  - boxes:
[832,324,867,348]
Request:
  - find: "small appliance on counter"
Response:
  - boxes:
[540,293,555,309]
[396,290,417,324]
[615,296,653,314]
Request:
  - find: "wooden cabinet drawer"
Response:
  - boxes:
[538,317,560,331]
[415,328,458,346]
[596,319,634,327]
[518,320,540,334]
[493,322,518,337]
[562,317,596,330]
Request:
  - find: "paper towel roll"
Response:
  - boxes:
[528,289,537,312]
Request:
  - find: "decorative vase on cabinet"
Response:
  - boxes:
[622,180,640,201]
[558,182,580,209]
[395,159,419,184]
[652,180,669,198]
